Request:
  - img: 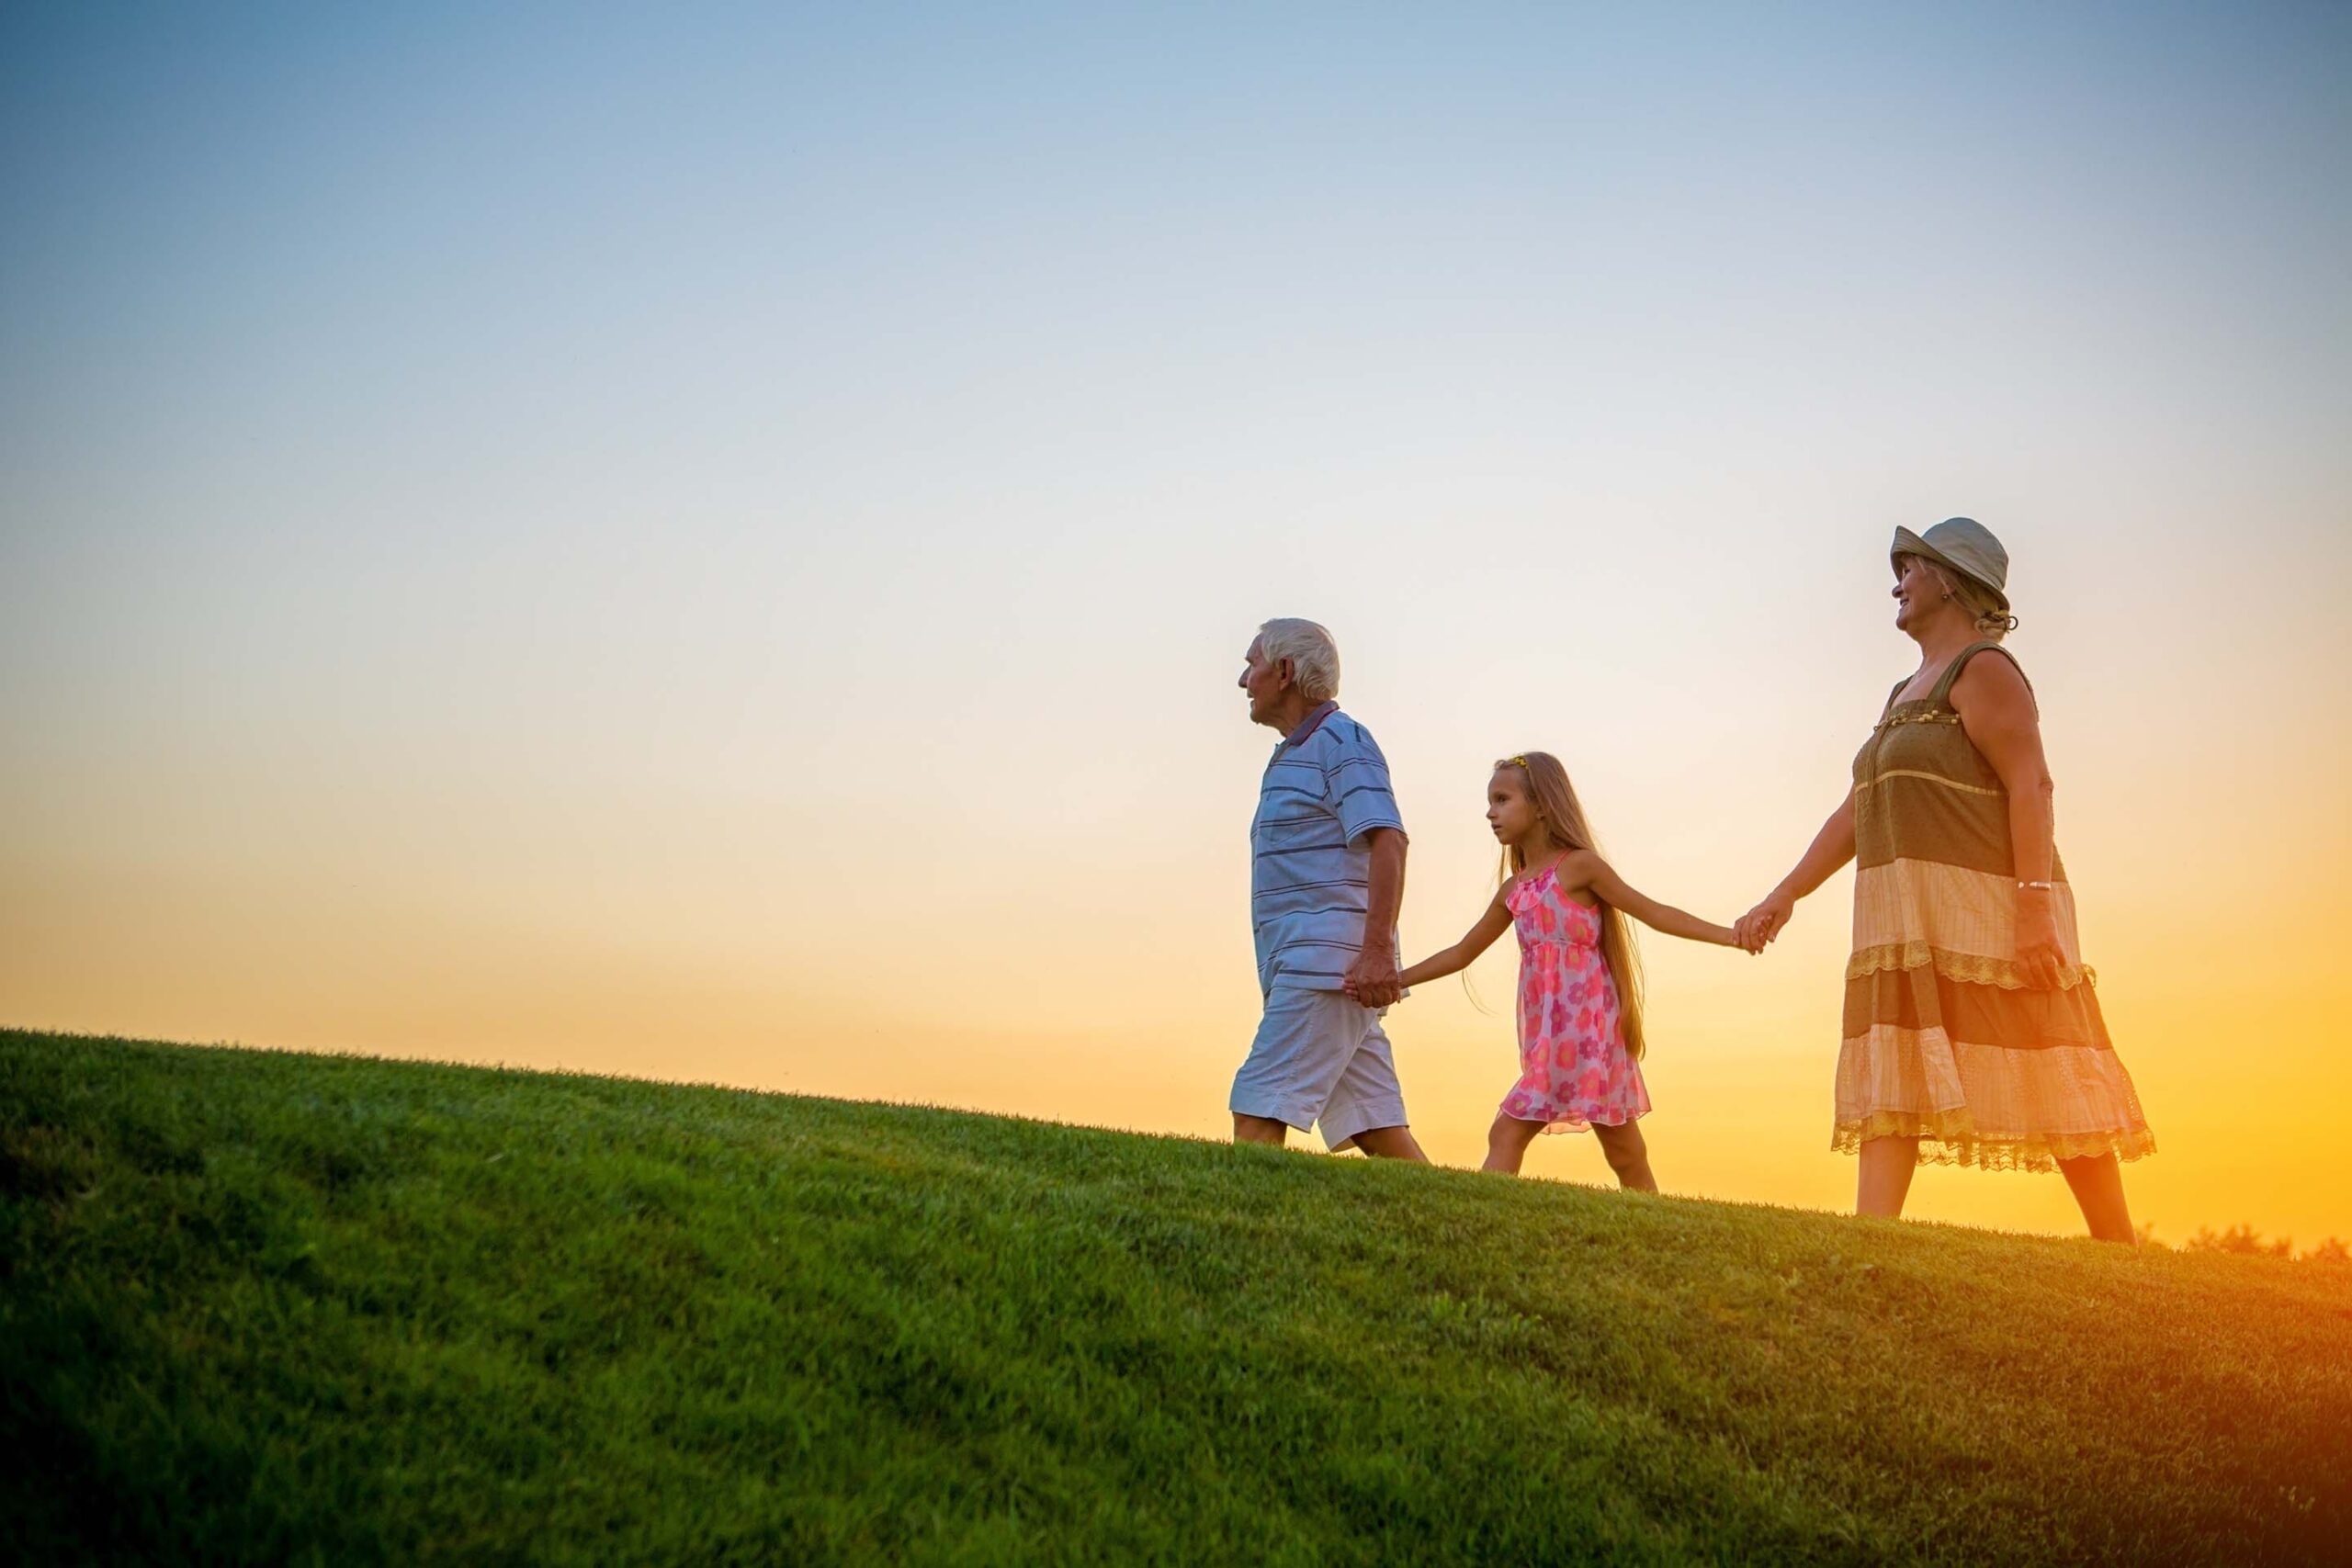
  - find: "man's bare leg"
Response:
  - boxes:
[1233,1113,1289,1146]
[1349,1123,1429,1162]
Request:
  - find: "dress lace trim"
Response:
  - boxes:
[1832,1110,2156,1172]
[1846,941,2097,992]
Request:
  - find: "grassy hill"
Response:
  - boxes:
[5,1028,2347,1564]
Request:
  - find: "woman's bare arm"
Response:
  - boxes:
[1735,787,1859,951]
[1951,652,2066,989]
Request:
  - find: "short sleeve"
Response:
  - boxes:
[1325,723,1405,847]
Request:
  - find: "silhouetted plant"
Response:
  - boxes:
[2180,1224,2349,1262]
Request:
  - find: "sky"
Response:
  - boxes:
[5,1,2349,1247]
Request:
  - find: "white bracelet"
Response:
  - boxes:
[2018,880,2056,891]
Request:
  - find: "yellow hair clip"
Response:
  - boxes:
[1509,754,1529,768]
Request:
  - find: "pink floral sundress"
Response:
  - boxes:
[1499,863,1650,1131]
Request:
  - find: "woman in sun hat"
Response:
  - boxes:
[1734,518,2154,1241]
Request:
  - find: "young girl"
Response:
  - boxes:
[1389,752,1739,1187]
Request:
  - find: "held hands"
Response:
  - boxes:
[1733,890,1795,954]
[1341,941,1403,1009]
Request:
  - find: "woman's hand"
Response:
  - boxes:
[2016,888,2067,989]
[1735,890,1795,953]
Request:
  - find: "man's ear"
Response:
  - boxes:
[1275,658,1295,690]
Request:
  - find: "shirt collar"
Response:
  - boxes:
[1279,699,1340,751]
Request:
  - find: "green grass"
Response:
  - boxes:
[5,1028,2347,1564]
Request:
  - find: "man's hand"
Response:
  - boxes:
[1343,942,1402,1009]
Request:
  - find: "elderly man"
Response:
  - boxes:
[1231,618,1427,1160]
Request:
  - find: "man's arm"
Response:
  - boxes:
[1343,827,1407,1006]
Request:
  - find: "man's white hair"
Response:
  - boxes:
[1254,617,1340,703]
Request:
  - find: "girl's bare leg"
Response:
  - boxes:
[2057,1153,2136,1243]
[1483,1114,1544,1174]
[1592,1122,1658,1193]
[1857,1134,1920,1217]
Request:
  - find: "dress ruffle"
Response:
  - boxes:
[1833,1023,2154,1173]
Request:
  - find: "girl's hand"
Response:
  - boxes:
[1735,891,1794,953]
[2017,889,2067,989]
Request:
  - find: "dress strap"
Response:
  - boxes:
[1928,640,2030,708]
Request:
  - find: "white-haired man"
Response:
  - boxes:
[1231,618,1427,1159]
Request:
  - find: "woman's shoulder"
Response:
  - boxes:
[1947,643,2036,710]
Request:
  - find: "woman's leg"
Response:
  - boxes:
[1483,1114,1544,1174]
[1591,1122,1658,1193]
[2057,1153,2136,1243]
[1856,1135,1920,1218]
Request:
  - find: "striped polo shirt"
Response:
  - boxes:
[1250,701,1407,993]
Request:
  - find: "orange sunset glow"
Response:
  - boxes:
[5,5,2348,1249]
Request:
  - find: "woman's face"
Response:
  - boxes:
[1891,553,1946,635]
[1487,768,1541,848]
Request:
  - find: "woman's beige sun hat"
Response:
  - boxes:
[1891,516,2010,612]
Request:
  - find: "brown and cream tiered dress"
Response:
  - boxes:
[1838,642,2154,1170]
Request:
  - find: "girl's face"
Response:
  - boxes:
[1487,769,1541,848]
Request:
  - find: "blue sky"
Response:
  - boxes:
[5,3,2349,1241]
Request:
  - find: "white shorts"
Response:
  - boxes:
[1230,986,1410,1152]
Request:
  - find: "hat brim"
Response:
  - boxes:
[1891,527,2009,612]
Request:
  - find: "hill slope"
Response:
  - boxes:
[4,1028,2347,1563]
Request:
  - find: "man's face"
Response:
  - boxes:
[1238,639,1292,728]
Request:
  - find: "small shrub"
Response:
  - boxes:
[2185,1224,2293,1258]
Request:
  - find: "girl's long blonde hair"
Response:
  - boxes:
[1497,751,1646,1060]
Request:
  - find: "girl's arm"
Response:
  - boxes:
[1735,787,1858,952]
[1393,889,1516,989]
[1950,653,2066,990]
[1561,852,1736,946]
